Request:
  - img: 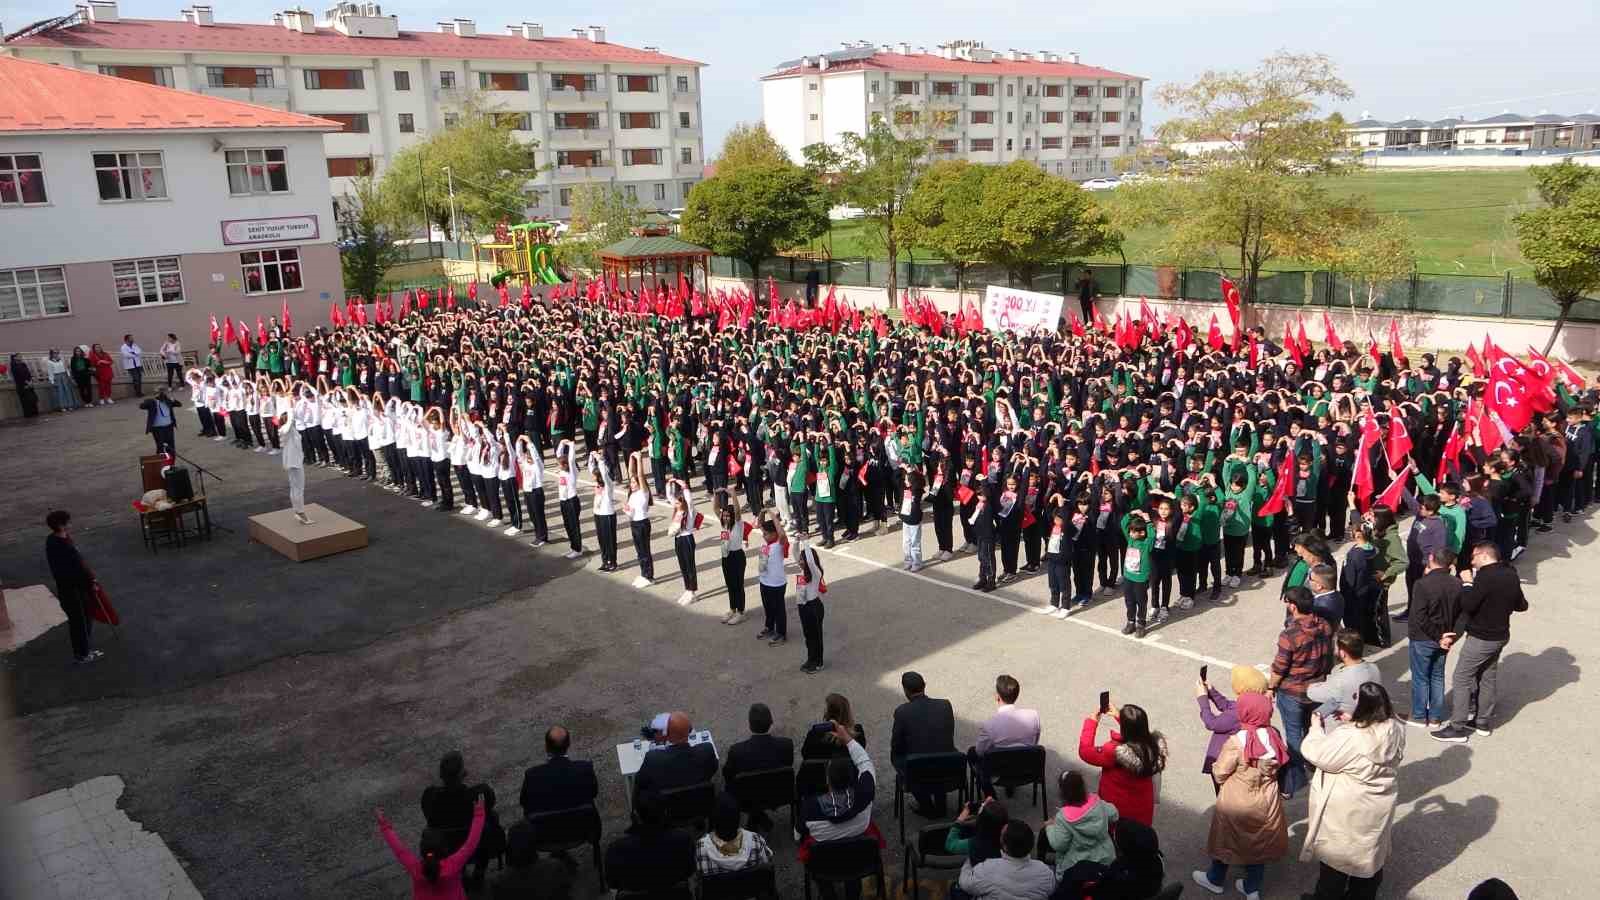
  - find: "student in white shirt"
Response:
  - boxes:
[473,426,500,523]
[755,513,789,645]
[515,435,548,545]
[555,438,583,559]
[187,369,215,437]
[428,414,453,511]
[368,396,395,487]
[590,451,619,569]
[715,488,752,626]
[625,452,654,587]
[266,379,289,454]
[794,538,828,674]
[494,429,519,534]
[345,387,373,477]
[203,375,227,441]
[449,412,478,515]
[667,476,701,606]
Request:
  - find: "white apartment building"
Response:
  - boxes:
[1,2,707,219]
[761,40,1144,181]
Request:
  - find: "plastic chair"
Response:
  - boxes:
[893,751,969,844]
[525,803,604,884]
[803,835,886,900]
[902,822,964,900]
[698,865,778,900]
[972,745,1047,817]
[728,766,796,835]
[659,781,718,834]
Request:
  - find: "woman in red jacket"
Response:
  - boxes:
[1079,702,1168,827]
[90,343,116,405]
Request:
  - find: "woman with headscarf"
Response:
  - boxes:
[9,354,38,417]
[1192,693,1288,900]
[1195,665,1269,791]
[70,346,94,408]
[1298,682,1405,900]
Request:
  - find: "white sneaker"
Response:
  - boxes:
[720,611,737,625]
[908,562,922,573]
[420,500,434,508]
[1178,595,1194,610]
[958,542,975,554]
[562,549,581,560]
[254,446,266,453]
[486,518,501,528]
[728,611,746,625]
[459,506,477,516]
[1191,871,1224,896]
[677,590,698,606]
[631,575,651,589]
[1033,604,1055,615]
[1154,608,1170,624]
[475,509,490,521]
[1235,878,1261,900]
[1227,575,1240,588]
[1510,545,1526,561]
[936,550,953,562]
[268,448,279,455]
[1053,608,1071,619]
[213,436,226,442]
[530,540,547,548]
[503,525,521,537]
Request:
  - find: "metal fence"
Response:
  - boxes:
[709,256,1600,323]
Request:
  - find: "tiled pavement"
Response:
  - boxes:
[4,776,201,900]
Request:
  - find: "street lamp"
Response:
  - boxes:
[441,165,461,258]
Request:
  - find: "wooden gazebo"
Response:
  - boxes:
[597,228,712,294]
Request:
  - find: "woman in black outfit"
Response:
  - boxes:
[419,750,506,887]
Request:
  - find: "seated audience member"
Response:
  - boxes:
[490,822,574,900]
[695,794,774,876]
[605,790,696,898]
[519,726,601,841]
[969,674,1043,797]
[1467,879,1520,900]
[377,796,484,900]
[1044,770,1118,880]
[797,721,881,869]
[891,671,958,816]
[957,820,1056,900]
[1058,819,1166,900]
[947,796,1009,865]
[802,693,868,760]
[633,711,718,804]
[722,703,795,830]
[1307,629,1381,722]
[420,750,506,886]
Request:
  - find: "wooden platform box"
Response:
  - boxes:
[247,504,368,562]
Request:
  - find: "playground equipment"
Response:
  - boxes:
[477,221,567,287]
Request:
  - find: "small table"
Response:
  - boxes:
[616,730,717,817]
[138,497,212,552]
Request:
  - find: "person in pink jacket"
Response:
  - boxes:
[377,796,484,900]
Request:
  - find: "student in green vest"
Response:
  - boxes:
[1120,509,1156,638]
[1248,460,1280,578]
[1193,477,1224,601]
[1220,460,1257,588]
[786,433,813,535]
[1413,471,1466,555]
[813,434,840,548]
[1175,490,1206,607]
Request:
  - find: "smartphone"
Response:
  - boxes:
[1200,665,1208,684]
[1097,691,1111,716]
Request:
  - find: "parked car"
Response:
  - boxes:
[667,208,685,221]
[1080,177,1122,191]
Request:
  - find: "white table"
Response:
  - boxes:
[616,730,717,817]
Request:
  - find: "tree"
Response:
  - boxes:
[1327,213,1416,329]
[1516,162,1600,353]
[973,161,1120,289]
[680,163,828,281]
[811,111,931,305]
[381,91,539,240]
[714,122,791,171]
[556,183,645,272]
[903,160,988,295]
[1120,52,1367,315]
[335,175,405,302]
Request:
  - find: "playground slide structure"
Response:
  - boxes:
[531,243,564,285]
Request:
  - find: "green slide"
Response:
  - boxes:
[532,244,564,285]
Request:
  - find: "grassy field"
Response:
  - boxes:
[805,169,1542,276]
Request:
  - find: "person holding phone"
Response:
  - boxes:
[1078,700,1166,827]
[1191,692,1289,900]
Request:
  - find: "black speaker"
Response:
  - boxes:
[164,466,194,502]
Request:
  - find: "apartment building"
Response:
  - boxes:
[761,39,1144,181]
[1344,112,1600,153]
[0,55,340,352]
[1,2,707,219]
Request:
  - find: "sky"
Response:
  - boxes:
[5,0,1598,151]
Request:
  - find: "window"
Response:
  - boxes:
[1102,111,1120,123]
[893,109,920,125]
[1043,111,1064,124]
[893,80,920,96]
[556,150,604,167]
[1128,86,1138,98]
[393,70,410,91]
[620,112,660,129]
[551,73,598,92]
[624,185,638,202]
[682,181,695,200]
[0,267,69,321]
[931,109,958,128]
[870,80,879,93]
[303,68,363,90]
[439,70,457,89]
[1101,135,1121,148]
[616,75,659,93]
[113,257,184,307]
[654,183,667,202]
[494,113,532,131]
[1024,111,1033,124]
[1073,85,1092,98]
[1023,137,1032,149]
[677,75,691,93]
[679,111,692,129]
[1055,163,1063,174]
[623,148,662,166]
[1006,83,1014,97]
[932,81,960,96]
[225,148,289,195]
[680,147,694,164]
[241,248,302,295]
[1103,86,1121,98]
[443,114,459,128]
[1071,136,1092,148]
[1006,112,1014,124]
[98,65,173,87]
[479,72,529,91]
[1005,138,1014,151]
[1071,160,1082,175]
[554,112,600,130]
[970,110,994,125]
[935,139,959,154]
[207,66,273,88]
[0,154,47,206]
[398,113,415,133]
[1041,136,1063,150]
[1073,111,1094,123]
[970,138,995,152]
[809,113,819,121]
[1026,84,1035,97]
[323,113,370,133]
[1099,160,1109,173]
[807,82,818,92]
[94,152,167,201]
[326,157,372,178]
[970,82,994,97]
[558,188,573,206]
[1042,84,1064,98]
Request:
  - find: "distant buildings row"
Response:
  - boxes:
[1344,112,1600,153]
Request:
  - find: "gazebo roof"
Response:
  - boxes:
[598,234,711,260]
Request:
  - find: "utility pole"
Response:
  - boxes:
[442,165,461,259]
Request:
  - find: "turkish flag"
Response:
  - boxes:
[236,323,251,356]
[256,315,266,341]
[498,285,510,308]
[1352,407,1382,507]
[1322,311,1341,348]
[328,303,342,328]
[1206,314,1224,352]
[521,283,533,310]
[1367,336,1382,369]
[209,315,221,347]
[1256,453,1294,518]
[1174,317,1193,352]
[1377,463,1413,512]
[1486,366,1535,431]
[417,288,430,310]
[874,309,889,339]
[281,297,292,333]
[1248,332,1259,369]
[1221,274,1242,330]
[1296,316,1312,358]
[1070,313,1086,338]
[1284,321,1304,367]
[1465,342,1488,377]
[1388,318,1407,366]
[467,281,478,302]
[446,285,457,310]
[224,316,235,344]
[1437,422,1463,482]
[1385,403,1413,469]
[1471,399,1510,453]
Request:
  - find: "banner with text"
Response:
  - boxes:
[982,285,1064,333]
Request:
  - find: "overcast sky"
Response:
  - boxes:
[8,0,1598,150]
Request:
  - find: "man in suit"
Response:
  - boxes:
[1308,564,1345,630]
[633,711,717,806]
[968,674,1042,798]
[722,703,794,831]
[519,725,601,843]
[890,671,957,816]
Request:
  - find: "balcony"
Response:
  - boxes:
[671,88,698,102]
[546,85,608,106]
[673,124,699,137]
[198,85,289,108]
[548,127,610,148]
[551,164,616,182]
[675,160,701,175]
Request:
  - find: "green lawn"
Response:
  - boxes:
[804,169,1542,277]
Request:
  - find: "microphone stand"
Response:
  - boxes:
[172,452,233,534]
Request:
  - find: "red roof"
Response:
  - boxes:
[7,17,704,66]
[762,51,1141,82]
[0,55,340,132]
